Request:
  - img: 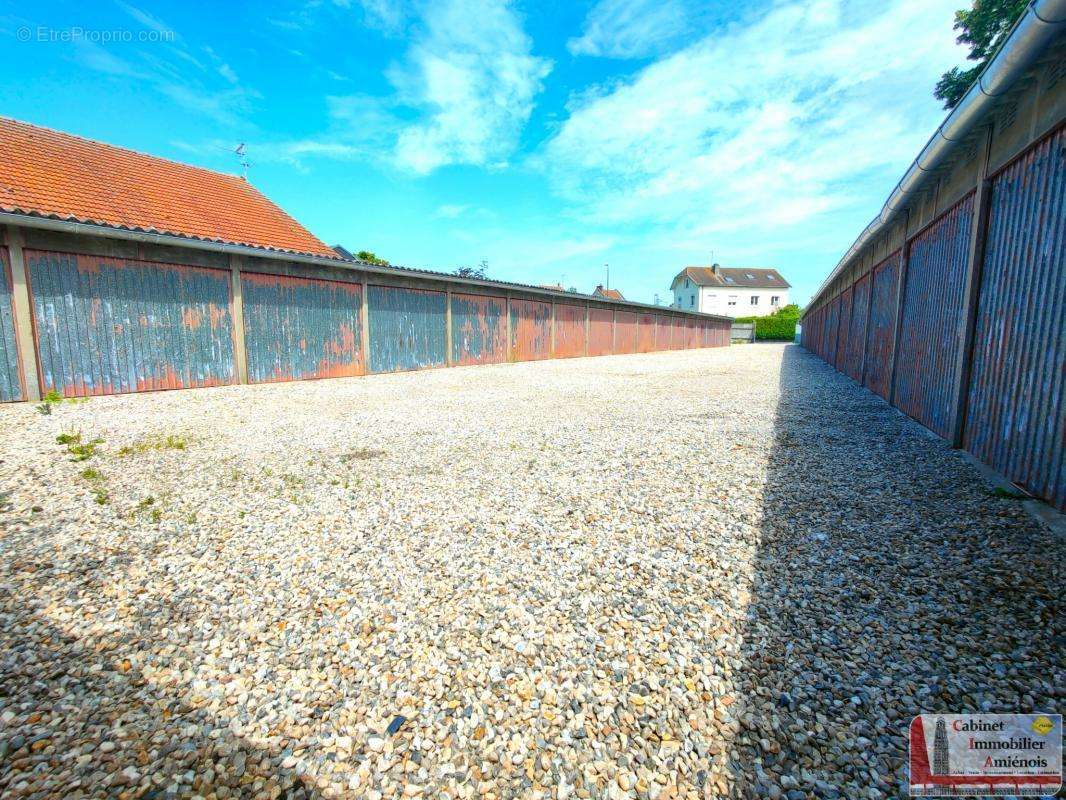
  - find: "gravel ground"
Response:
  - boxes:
[0,343,1060,800]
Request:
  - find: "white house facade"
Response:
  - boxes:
[670,265,791,318]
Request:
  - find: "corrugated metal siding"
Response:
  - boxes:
[863,252,901,398]
[368,285,446,374]
[0,248,22,401]
[636,312,655,352]
[588,308,614,356]
[964,130,1065,509]
[671,317,686,350]
[824,296,840,367]
[27,249,234,396]
[843,274,870,382]
[509,298,552,361]
[615,311,638,354]
[834,287,852,372]
[892,193,974,438]
[685,318,698,349]
[451,292,506,366]
[242,272,362,383]
[654,314,671,351]
[553,303,586,358]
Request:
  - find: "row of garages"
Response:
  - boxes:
[0,246,731,400]
[803,126,1063,510]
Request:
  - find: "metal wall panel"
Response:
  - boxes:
[242,272,363,383]
[685,318,699,349]
[824,296,840,367]
[588,308,614,356]
[654,314,671,351]
[368,285,446,374]
[636,312,655,352]
[964,130,1065,509]
[671,317,686,350]
[27,249,234,396]
[0,248,22,401]
[863,252,901,398]
[843,274,871,382]
[451,292,506,366]
[834,286,853,373]
[615,310,638,354]
[892,193,974,438]
[509,298,552,362]
[553,303,586,358]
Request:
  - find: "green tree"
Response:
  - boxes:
[454,266,488,279]
[934,0,1027,109]
[356,250,389,266]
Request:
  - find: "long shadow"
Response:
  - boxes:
[727,344,1063,798]
[0,518,326,798]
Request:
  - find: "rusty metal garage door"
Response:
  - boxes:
[0,248,22,401]
[26,250,235,396]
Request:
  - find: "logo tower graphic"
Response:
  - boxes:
[932,718,950,775]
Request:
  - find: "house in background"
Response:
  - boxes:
[670,265,790,317]
[593,284,624,300]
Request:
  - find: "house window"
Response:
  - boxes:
[728,295,737,306]
[750,296,759,305]
[771,295,780,306]
[691,294,695,307]
[685,279,690,288]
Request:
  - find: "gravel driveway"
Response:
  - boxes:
[0,343,1059,799]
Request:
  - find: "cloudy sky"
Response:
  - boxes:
[0,0,968,306]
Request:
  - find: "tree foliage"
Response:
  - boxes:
[454,266,488,280]
[934,0,1027,109]
[356,250,389,265]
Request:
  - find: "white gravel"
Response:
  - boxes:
[0,343,1060,800]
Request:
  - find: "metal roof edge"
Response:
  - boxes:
[1,212,735,323]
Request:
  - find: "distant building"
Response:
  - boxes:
[593,284,624,301]
[670,265,790,317]
[933,718,950,775]
[537,283,565,291]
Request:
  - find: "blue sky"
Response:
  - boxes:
[0,0,967,306]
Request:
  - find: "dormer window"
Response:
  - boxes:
[745,273,755,280]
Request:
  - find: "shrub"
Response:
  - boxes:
[754,316,797,341]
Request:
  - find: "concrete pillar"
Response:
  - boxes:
[229,255,249,385]
[5,226,41,401]
[950,125,995,448]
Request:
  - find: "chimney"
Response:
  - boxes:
[712,263,720,276]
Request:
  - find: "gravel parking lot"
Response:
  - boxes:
[0,343,1060,800]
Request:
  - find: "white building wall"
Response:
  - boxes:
[672,283,789,317]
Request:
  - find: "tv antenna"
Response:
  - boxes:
[235,143,250,179]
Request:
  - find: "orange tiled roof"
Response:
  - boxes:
[593,285,624,300]
[0,117,337,259]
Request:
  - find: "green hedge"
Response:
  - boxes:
[753,316,796,341]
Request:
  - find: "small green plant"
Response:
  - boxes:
[79,467,104,481]
[116,434,190,456]
[42,390,63,403]
[990,487,1027,500]
[92,487,109,505]
[68,439,103,462]
[56,432,81,445]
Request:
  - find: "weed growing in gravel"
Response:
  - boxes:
[116,434,190,456]
[341,448,385,462]
[136,496,163,523]
[91,487,109,505]
[56,432,103,462]
[36,391,88,414]
[990,487,1028,500]
[79,467,104,481]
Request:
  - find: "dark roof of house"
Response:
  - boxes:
[672,266,791,290]
[0,117,338,259]
[593,285,624,300]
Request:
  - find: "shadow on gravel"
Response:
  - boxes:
[726,344,1062,799]
[0,535,324,798]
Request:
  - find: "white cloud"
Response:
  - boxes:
[386,0,551,173]
[567,0,690,59]
[435,203,470,218]
[541,0,966,250]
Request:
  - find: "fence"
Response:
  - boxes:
[0,226,732,402]
[803,121,1064,510]
[731,322,754,343]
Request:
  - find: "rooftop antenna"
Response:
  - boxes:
[605,263,609,289]
[234,143,250,179]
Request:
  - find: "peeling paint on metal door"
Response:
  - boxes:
[0,248,22,401]
[863,252,901,398]
[509,298,552,361]
[636,313,655,352]
[588,308,613,356]
[843,274,870,382]
[26,249,234,396]
[964,130,1065,509]
[615,311,638,354]
[368,285,446,374]
[242,272,363,383]
[451,292,506,366]
[892,193,974,438]
[554,303,586,358]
